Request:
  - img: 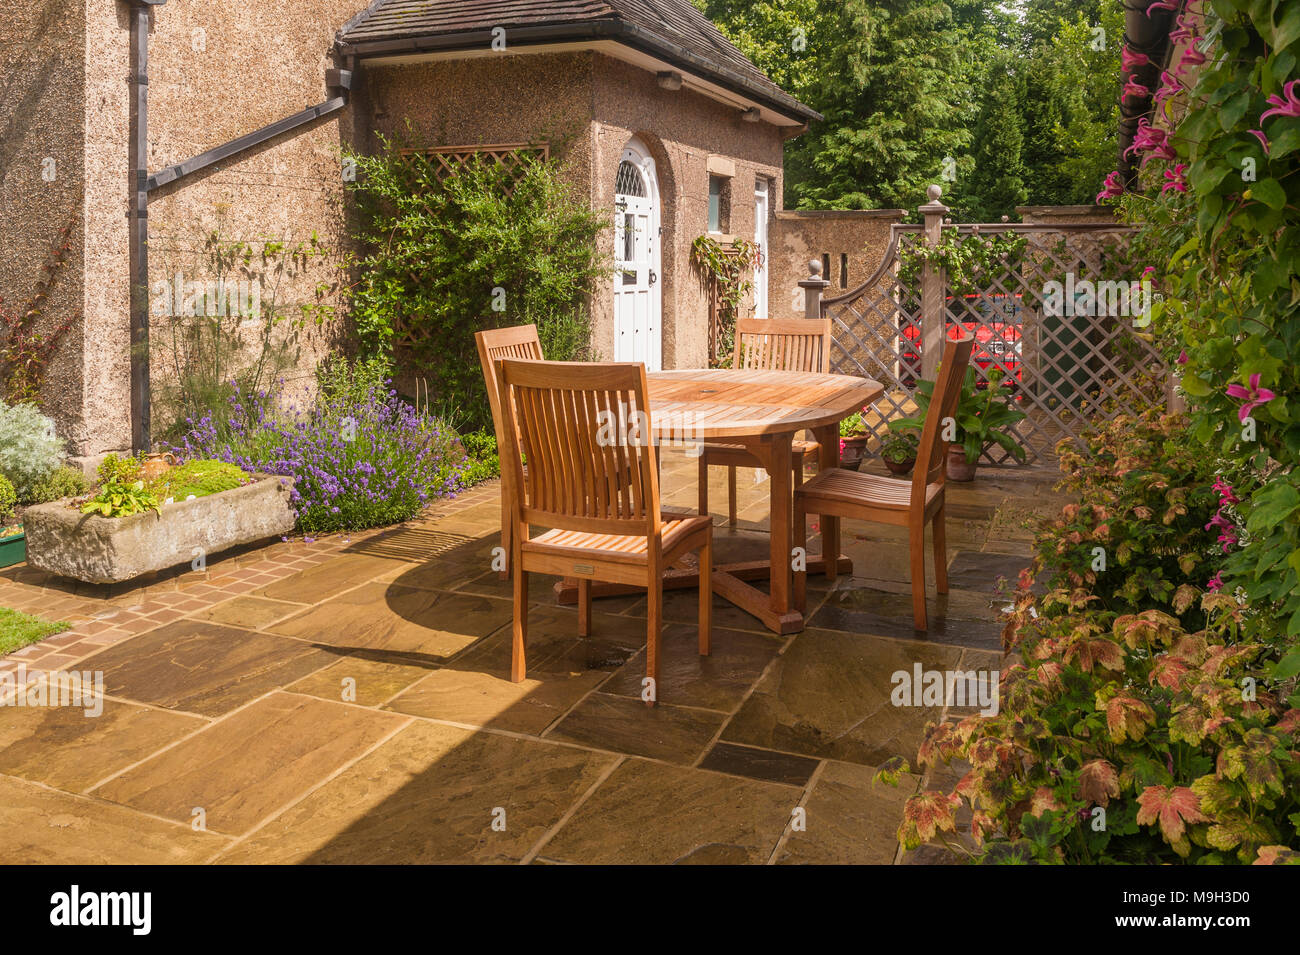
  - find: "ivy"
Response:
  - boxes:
[896,229,1029,299]
[690,234,758,367]
[0,219,76,405]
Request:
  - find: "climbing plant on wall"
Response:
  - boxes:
[0,219,76,405]
[691,234,758,367]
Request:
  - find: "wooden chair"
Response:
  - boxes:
[698,318,833,525]
[793,336,975,631]
[476,325,544,579]
[496,358,713,701]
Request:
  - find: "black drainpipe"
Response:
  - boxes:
[127,0,163,452]
[1118,0,1177,186]
[124,0,351,452]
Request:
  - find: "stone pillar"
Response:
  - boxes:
[919,185,949,381]
[798,258,829,319]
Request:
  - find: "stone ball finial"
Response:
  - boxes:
[808,258,823,276]
[1001,215,1010,223]
[944,216,952,224]
[927,184,942,201]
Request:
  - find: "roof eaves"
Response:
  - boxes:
[336,18,822,124]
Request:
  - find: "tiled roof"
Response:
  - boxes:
[337,0,819,122]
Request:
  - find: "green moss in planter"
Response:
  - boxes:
[147,460,251,502]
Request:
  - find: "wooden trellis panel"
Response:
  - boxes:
[397,143,549,196]
[822,221,1167,464]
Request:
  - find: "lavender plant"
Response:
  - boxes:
[172,357,468,532]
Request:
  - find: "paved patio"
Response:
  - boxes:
[0,449,1064,864]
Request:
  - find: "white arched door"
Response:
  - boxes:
[613,139,662,370]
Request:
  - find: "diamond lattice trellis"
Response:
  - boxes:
[823,222,1168,464]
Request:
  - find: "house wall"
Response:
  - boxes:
[590,55,787,368]
[0,0,87,445]
[769,210,905,317]
[34,0,369,462]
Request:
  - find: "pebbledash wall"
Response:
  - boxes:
[2,0,903,465]
[2,0,367,464]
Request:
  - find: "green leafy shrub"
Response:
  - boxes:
[0,474,15,523]
[28,466,88,503]
[882,415,1299,864]
[96,453,142,485]
[457,429,500,486]
[347,133,606,432]
[147,459,250,501]
[1041,411,1220,625]
[81,480,161,519]
[891,366,1027,464]
[0,401,63,501]
[880,432,918,464]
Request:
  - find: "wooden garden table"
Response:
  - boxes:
[556,368,883,634]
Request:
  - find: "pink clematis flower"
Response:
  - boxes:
[1122,48,1151,72]
[1213,477,1240,506]
[1122,77,1151,102]
[1176,349,1188,365]
[1261,80,1300,122]
[1146,0,1180,14]
[1096,170,1125,204]
[1207,571,1223,592]
[1169,13,1197,43]
[1178,44,1206,71]
[1248,129,1270,153]
[1162,164,1188,193]
[1226,373,1277,422]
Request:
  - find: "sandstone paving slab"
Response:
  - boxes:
[268,582,513,662]
[254,553,416,604]
[539,758,795,864]
[808,579,1004,650]
[191,595,307,630]
[597,623,781,712]
[384,666,608,735]
[94,692,406,835]
[346,526,493,566]
[721,628,965,766]
[450,605,647,673]
[546,692,726,765]
[0,697,206,792]
[0,774,225,864]
[945,551,1034,593]
[697,741,820,788]
[215,721,617,864]
[285,655,435,707]
[80,621,334,717]
[774,760,915,865]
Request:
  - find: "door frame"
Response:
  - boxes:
[753,178,770,319]
[613,136,662,370]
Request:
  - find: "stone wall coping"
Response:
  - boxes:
[775,209,906,219]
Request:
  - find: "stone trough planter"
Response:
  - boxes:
[22,475,295,584]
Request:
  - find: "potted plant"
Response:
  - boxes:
[890,367,1026,481]
[0,474,22,569]
[879,432,919,476]
[839,412,870,469]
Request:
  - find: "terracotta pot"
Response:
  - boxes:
[138,452,178,482]
[884,456,916,476]
[840,434,869,469]
[947,445,978,482]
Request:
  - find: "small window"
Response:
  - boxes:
[708,175,730,233]
[840,253,849,289]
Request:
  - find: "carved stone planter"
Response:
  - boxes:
[22,475,295,584]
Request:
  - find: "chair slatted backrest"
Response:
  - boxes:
[734,318,832,373]
[475,324,544,448]
[497,359,660,538]
[911,336,975,508]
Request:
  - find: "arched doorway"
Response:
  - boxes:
[613,137,662,370]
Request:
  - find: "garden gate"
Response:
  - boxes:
[806,186,1170,464]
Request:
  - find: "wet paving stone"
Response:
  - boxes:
[698,742,820,787]
[547,692,727,764]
